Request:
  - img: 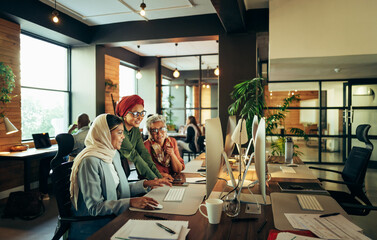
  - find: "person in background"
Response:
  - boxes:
[116,95,173,181]
[69,114,171,239]
[68,113,90,160]
[177,116,202,157]
[144,114,185,178]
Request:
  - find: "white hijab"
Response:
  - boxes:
[69,114,117,210]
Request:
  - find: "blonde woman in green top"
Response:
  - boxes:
[116,95,173,181]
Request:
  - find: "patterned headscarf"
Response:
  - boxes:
[116,95,144,117]
[69,114,117,210]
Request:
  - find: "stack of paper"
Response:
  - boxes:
[276,232,322,240]
[284,213,371,240]
[111,219,190,240]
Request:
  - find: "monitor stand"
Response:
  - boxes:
[226,179,256,188]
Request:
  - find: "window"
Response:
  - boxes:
[160,54,218,129]
[119,64,137,98]
[20,34,70,140]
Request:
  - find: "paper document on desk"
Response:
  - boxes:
[185,177,206,183]
[276,232,323,240]
[284,213,370,240]
[111,219,189,240]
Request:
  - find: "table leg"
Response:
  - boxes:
[24,159,30,192]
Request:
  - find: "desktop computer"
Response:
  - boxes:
[205,118,224,199]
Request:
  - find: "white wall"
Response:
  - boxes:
[71,46,97,123]
[270,0,377,59]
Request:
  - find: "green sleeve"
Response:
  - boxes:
[119,128,162,180]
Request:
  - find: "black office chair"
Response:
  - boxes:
[182,136,205,162]
[310,124,377,216]
[51,161,114,240]
[50,133,74,170]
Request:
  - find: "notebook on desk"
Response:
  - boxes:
[32,133,52,149]
[278,181,327,193]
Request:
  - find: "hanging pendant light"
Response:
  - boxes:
[214,66,219,76]
[140,0,146,16]
[52,0,59,23]
[173,43,180,78]
[136,45,142,79]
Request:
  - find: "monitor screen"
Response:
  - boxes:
[224,116,237,158]
[254,118,266,203]
[205,118,224,199]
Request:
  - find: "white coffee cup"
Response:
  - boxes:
[199,199,223,224]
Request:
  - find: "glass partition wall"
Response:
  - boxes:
[159,54,218,131]
[267,79,377,166]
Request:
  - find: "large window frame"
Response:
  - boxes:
[20,31,71,141]
[158,54,219,127]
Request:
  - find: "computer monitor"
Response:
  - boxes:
[224,115,237,158]
[254,118,266,204]
[205,118,224,199]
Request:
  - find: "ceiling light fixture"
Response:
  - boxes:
[173,43,180,78]
[214,66,219,76]
[140,0,146,16]
[136,45,142,80]
[52,0,59,23]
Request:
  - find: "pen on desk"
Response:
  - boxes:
[156,222,176,234]
[144,214,167,220]
[257,220,267,233]
[319,212,340,218]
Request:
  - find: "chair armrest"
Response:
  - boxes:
[309,166,342,174]
[340,203,377,211]
[60,215,115,222]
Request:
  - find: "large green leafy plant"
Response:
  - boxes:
[228,77,308,157]
[0,62,16,118]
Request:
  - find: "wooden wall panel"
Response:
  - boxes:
[105,54,120,115]
[0,18,21,152]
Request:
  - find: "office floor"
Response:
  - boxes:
[0,164,376,240]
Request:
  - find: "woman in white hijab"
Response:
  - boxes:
[69,114,171,239]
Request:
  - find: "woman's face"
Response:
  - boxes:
[123,104,144,129]
[111,124,125,150]
[150,121,167,145]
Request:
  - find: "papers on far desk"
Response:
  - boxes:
[185,177,206,183]
[284,213,371,240]
[111,219,189,240]
[181,160,204,173]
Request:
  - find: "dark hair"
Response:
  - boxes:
[106,114,123,131]
[188,116,202,136]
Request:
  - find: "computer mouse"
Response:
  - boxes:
[289,185,304,190]
[147,203,164,209]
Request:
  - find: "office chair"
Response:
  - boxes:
[310,124,377,216]
[182,136,205,161]
[119,151,139,182]
[50,133,74,170]
[51,161,114,240]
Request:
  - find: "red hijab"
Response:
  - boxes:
[116,95,144,117]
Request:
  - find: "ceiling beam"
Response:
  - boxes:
[210,0,246,33]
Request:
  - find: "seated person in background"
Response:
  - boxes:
[177,116,202,157]
[68,113,90,160]
[144,114,185,178]
[69,114,171,239]
[116,95,173,181]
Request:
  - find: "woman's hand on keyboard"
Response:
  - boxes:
[161,173,174,182]
[144,178,172,189]
[130,196,159,209]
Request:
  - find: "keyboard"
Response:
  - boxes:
[297,194,324,211]
[163,188,186,202]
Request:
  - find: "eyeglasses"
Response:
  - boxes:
[150,127,167,134]
[127,110,146,118]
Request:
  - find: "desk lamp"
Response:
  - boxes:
[4,116,18,134]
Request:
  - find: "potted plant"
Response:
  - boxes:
[165,95,176,131]
[228,77,308,157]
[0,62,16,117]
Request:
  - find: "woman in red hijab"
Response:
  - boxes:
[116,95,173,180]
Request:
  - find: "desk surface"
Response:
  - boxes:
[0,145,58,159]
[89,154,326,240]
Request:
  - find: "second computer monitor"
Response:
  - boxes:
[224,115,237,158]
[254,118,266,203]
[205,118,224,199]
